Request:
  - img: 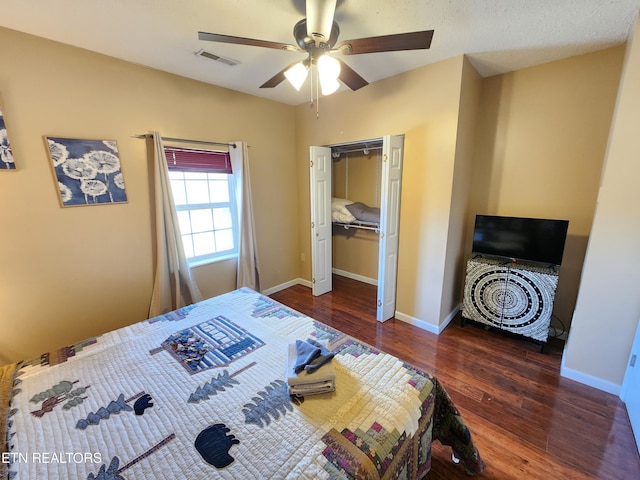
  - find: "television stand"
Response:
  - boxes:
[461,257,559,351]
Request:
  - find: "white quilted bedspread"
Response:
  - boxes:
[5,288,483,479]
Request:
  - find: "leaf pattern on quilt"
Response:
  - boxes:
[30,380,90,417]
[76,394,133,430]
[188,370,240,403]
[242,380,298,427]
[87,456,124,480]
[30,380,77,403]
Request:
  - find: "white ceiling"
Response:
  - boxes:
[2,0,639,106]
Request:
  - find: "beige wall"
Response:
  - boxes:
[295,56,468,328]
[0,27,298,364]
[441,57,482,321]
[295,47,622,336]
[564,16,640,388]
[467,46,625,333]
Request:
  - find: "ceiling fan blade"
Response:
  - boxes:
[336,30,434,55]
[306,0,337,41]
[198,31,300,52]
[260,61,303,89]
[336,59,368,91]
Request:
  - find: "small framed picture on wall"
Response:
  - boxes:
[44,136,128,207]
[0,97,16,170]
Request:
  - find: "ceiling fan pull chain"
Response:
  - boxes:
[316,64,320,119]
[309,61,315,110]
[308,62,320,119]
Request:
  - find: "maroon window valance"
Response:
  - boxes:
[165,147,232,174]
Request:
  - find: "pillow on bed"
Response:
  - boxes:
[332,197,353,212]
[345,202,381,223]
[332,210,356,223]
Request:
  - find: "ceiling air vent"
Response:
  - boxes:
[195,49,239,66]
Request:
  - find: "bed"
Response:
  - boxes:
[1,288,484,479]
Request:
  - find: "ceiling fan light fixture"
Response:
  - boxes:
[317,54,341,95]
[306,0,337,43]
[284,62,309,90]
[320,78,340,96]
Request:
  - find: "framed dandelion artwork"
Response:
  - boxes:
[45,137,127,207]
[0,98,16,170]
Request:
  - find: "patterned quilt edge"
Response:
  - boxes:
[0,362,19,479]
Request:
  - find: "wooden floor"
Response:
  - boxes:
[270,275,640,480]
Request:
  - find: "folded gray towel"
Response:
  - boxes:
[286,343,336,396]
[303,338,334,374]
[293,339,321,373]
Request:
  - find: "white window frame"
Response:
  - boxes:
[169,169,239,266]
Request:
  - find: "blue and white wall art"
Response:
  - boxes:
[0,101,15,170]
[45,137,127,206]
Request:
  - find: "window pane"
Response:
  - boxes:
[208,172,227,180]
[177,210,191,234]
[182,234,194,258]
[209,179,229,203]
[170,179,187,206]
[168,171,184,180]
[190,209,213,233]
[184,171,207,180]
[193,231,216,257]
[215,229,234,251]
[212,207,232,229]
[186,179,209,204]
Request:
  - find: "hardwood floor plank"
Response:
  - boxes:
[269,275,640,479]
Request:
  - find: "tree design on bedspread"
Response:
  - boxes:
[242,379,303,427]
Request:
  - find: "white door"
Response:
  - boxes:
[621,318,640,453]
[309,146,332,296]
[377,135,404,321]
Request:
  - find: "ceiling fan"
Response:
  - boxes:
[198,0,434,95]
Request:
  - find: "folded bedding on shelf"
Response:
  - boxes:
[331,197,356,223]
[331,197,381,224]
[331,197,353,212]
[345,201,381,223]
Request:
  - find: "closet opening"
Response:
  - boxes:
[330,139,383,290]
[310,135,404,321]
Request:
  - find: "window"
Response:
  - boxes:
[166,147,238,265]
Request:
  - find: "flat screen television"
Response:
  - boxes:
[472,215,569,266]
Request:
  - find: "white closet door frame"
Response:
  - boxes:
[377,135,404,321]
[309,146,332,296]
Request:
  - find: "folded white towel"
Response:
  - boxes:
[289,381,335,396]
[286,343,335,396]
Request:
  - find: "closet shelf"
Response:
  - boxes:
[333,221,380,233]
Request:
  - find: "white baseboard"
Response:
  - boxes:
[441,304,460,332]
[394,305,460,335]
[332,269,377,286]
[394,304,460,335]
[394,311,439,334]
[560,345,621,395]
[261,278,310,296]
[264,270,376,296]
